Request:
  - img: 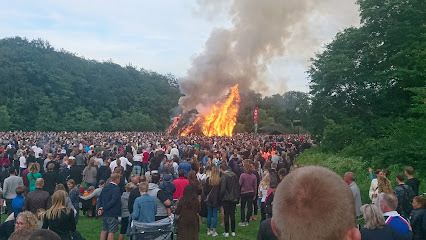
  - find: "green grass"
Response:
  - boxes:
[75,207,261,239]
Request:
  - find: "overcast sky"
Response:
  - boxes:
[0,0,360,95]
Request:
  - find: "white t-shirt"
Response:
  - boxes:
[19,156,27,168]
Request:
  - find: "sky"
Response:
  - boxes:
[0,0,360,95]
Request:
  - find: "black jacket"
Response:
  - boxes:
[42,171,58,195]
[203,177,220,207]
[409,208,425,240]
[219,171,240,203]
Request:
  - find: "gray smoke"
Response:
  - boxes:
[179,0,359,113]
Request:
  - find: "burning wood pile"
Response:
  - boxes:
[168,84,240,136]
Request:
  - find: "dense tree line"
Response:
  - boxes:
[308,0,425,172]
[0,37,181,131]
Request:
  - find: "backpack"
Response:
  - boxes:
[397,185,415,218]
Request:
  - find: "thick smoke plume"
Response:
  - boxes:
[179,0,359,113]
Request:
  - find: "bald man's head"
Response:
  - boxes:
[35,178,44,188]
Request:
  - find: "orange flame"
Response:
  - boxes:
[173,84,240,136]
[201,84,240,136]
[167,115,181,134]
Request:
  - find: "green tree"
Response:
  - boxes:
[0,105,11,131]
[36,96,58,131]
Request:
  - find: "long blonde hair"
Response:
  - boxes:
[260,173,270,189]
[29,162,40,174]
[45,190,70,219]
[378,178,392,194]
[209,166,220,186]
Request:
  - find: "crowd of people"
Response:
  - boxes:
[0,131,424,240]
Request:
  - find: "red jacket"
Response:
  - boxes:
[172,177,189,200]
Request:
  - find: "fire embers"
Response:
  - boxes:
[168,84,240,136]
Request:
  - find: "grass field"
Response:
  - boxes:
[74,207,261,239]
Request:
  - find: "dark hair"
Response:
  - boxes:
[151,173,161,184]
[396,173,405,182]
[178,169,185,177]
[9,167,16,174]
[179,185,199,209]
[29,229,61,240]
[278,168,288,178]
[16,185,26,195]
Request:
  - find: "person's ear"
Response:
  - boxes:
[343,227,361,240]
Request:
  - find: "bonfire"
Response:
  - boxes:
[168,84,240,136]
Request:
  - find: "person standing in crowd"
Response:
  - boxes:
[409,196,425,240]
[12,185,26,217]
[133,149,142,176]
[159,174,175,216]
[175,185,200,240]
[42,190,76,240]
[67,179,80,225]
[19,151,27,176]
[68,159,82,185]
[3,167,23,215]
[219,163,240,237]
[118,183,135,240]
[23,178,51,214]
[393,173,416,219]
[97,160,111,184]
[369,169,385,203]
[259,173,270,222]
[405,166,420,196]
[344,172,362,217]
[203,165,221,237]
[148,173,172,220]
[27,163,42,192]
[379,193,413,238]
[173,170,189,200]
[82,159,97,188]
[127,175,147,215]
[359,204,407,240]
[238,161,258,227]
[131,182,157,223]
[98,173,122,240]
[43,163,58,196]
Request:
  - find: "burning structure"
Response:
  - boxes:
[168,84,240,136]
[168,0,357,136]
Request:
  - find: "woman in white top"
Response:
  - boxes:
[258,173,270,222]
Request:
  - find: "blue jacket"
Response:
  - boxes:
[132,194,157,223]
[384,211,413,239]
[178,162,191,177]
[99,182,122,217]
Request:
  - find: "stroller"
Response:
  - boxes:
[130,217,173,240]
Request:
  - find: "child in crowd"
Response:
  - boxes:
[81,186,96,217]
[12,185,26,217]
[159,174,176,216]
[119,182,136,240]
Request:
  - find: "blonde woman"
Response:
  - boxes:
[360,204,406,239]
[67,179,80,224]
[378,177,393,194]
[42,190,76,240]
[259,173,270,221]
[27,163,42,192]
[203,165,221,236]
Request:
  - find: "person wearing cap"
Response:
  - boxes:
[159,174,176,216]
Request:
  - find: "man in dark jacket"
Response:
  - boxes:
[219,163,240,237]
[23,178,51,213]
[98,173,121,240]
